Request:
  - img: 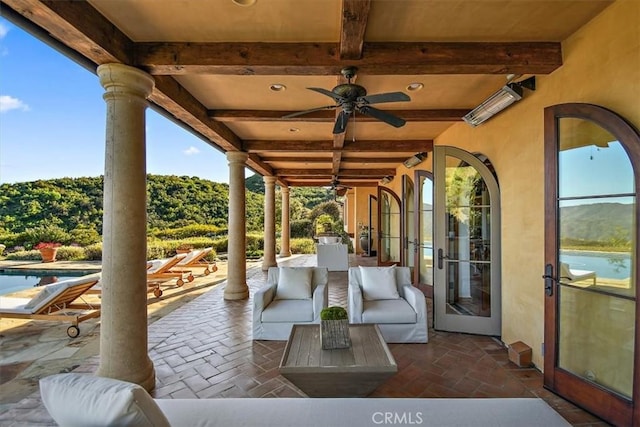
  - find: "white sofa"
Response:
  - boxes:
[253,266,328,340]
[348,266,428,343]
[39,373,571,427]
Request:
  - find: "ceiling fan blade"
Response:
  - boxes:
[359,92,411,105]
[308,87,345,102]
[333,110,350,134]
[282,105,336,119]
[358,106,406,128]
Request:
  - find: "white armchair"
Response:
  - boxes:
[348,266,428,343]
[253,266,329,340]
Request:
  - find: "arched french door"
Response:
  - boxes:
[433,146,501,335]
[402,175,415,269]
[544,103,640,426]
[378,187,402,266]
[414,170,434,295]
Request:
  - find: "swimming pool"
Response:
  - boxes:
[0,270,98,296]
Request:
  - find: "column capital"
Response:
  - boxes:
[226,151,249,164]
[281,185,290,194]
[263,175,277,185]
[98,63,154,99]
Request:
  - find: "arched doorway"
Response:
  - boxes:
[433,146,501,335]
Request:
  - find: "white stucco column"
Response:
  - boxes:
[96,63,155,391]
[225,151,249,300]
[262,176,278,270]
[279,186,292,257]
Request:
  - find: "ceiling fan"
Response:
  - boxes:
[283,66,411,134]
[328,176,352,197]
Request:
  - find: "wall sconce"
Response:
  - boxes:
[463,76,536,127]
[380,176,394,185]
[403,152,428,168]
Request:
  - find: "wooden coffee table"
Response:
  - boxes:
[279,323,397,397]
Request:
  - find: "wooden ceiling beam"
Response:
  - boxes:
[244,139,432,152]
[261,157,332,163]
[275,168,396,177]
[287,181,377,187]
[136,42,562,75]
[340,0,371,60]
[208,109,469,122]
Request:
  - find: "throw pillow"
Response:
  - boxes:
[40,373,171,427]
[275,267,313,299]
[359,265,399,300]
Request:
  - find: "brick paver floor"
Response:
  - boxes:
[0,255,608,426]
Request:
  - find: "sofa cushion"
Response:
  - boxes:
[262,299,314,322]
[362,299,417,324]
[359,265,399,300]
[275,267,313,300]
[40,373,170,427]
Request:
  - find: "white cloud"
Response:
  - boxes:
[183,146,200,155]
[0,22,8,39]
[0,95,29,113]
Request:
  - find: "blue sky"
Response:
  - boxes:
[0,18,232,185]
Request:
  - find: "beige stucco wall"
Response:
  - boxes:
[430,0,639,368]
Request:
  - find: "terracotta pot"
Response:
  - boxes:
[39,247,58,263]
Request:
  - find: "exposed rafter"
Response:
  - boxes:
[244,140,433,152]
[340,0,371,60]
[208,109,470,122]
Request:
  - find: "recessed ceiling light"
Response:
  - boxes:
[406,82,424,92]
[289,127,299,133]
[232,0,257,6]
[269,83,286,92]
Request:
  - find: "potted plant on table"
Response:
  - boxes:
[35,242,62,263]
[320,306,351,350]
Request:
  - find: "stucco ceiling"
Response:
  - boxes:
[1,0,614,187]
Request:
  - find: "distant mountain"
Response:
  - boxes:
[560,202,633,242]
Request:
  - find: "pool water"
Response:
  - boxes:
[0,270,97,296]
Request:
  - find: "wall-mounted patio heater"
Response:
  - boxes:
[463,77,536,127]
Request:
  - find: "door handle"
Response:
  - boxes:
[437,248,449,269]
[542,263,555,296]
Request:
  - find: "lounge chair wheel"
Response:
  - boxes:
[154,288,163,298]
[67,326,80,338]
[177,278,184,287]
[212,265,218,273]
[204,269,210,275]
[187,274,194,282]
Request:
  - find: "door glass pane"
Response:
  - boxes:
[559,125,633,198]
[420,176,434,285]
[558,286,635,398]
[557,118,636,399]
[445,261,491,317]
[445,156,492,317]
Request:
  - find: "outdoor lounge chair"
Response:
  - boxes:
[0,274,101,338]
[253,266,329,340]
[174,247,218,276]
[348,266,428,343]
[146,254,194,290]
[560,262,596,285]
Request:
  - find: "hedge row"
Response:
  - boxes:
[4,237,319,261]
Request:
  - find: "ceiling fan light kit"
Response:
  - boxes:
[463,76,536,127]
[283,66,411,134]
